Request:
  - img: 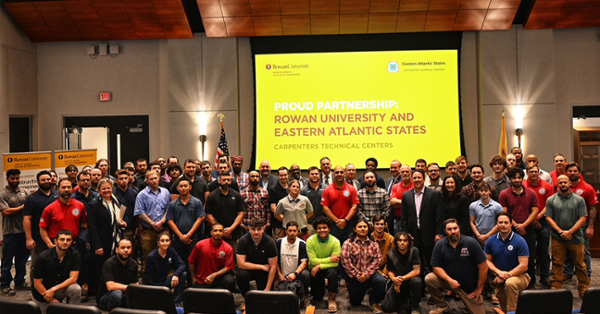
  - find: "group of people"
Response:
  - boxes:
[0,147,596,314]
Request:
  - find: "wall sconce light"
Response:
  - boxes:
[87,43,119,59]
[513,103,524,148]
[199,135,207,161]
[515,128,523,148]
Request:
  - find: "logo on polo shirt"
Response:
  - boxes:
[219,251,226,258]
[40,218,45,223]
[343,190,350,197]
[460,248,470,256]
[508,245,514,251]
[539,188,546,195]
[72,209,80,216]
[576,189,584,195]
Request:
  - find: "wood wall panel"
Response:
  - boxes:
[281,15,311,34]
[368,12,398,32]
[340,13,368,32]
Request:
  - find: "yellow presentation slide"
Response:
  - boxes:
[255,50,461,170]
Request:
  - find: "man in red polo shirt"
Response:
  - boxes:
[498,167,539,289]
[563,162,598,281]
[549,153,567,190]
[40,179,86,249]
[322,165,360,243]
[523,164,555,288]
[188,223,235,292]
[390,165,414,234]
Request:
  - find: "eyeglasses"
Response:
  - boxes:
[79,179,90,182]
[428,169,439,173]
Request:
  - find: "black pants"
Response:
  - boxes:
[310,267,339,300]
[194,273,237,293]
[382,277,422,313]
[236,269,271,296]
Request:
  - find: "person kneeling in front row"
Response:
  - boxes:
[145,231,186,306]
[97,238,139,312]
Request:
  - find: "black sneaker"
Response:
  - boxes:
[1,287,16,296]
[14,283,31,291]
[427,296,436,305]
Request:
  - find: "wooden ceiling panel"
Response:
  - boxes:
[310,0,340,14]
[532,0,567,9]
[224,16,255,36]
[160,19,194,37]
[280,0,310,15]
[429,0,460,10]
[524,8,561,28]
[19,22,57,42]
[310,14,339,33]
[34,2,72,23]
[249,0,281,15]
[123,1,160,20]
[196,0,223,17]
[340,13,368,33]
[368,12,398,32]
[104,20,139,39]
[583,5,600,27]
[554,7,590,27]
[131,18,165,38]
[63,1,102,22]
[369,0,400,12]
[47,21,83,40]
[253,16,283,35]
[482,8,517,29]
[453,9,485,30]
[75,20,111,40]
[4,2,45,23]
[93,0,129,21]
[220,0,252,16]
[564,0,596,7]
[281,14,311,34]
[459,0,491,9]
[340,0,369,14]
[152,0,188,20]
[396,10,427,31]
[202,17,228,36]
[488,0,521,9]
[399,0,430,11]
[425,10,457,31]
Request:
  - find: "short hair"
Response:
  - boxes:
[167,164,183,176]
[308,166,320,173]
[184,159,196,167]
[289,179,300,188]
[157,231,171,242]
[320,157,330,164]
[566,162,580,172]
[97,178,114,189]
[526,165,539,173]
[278,166,288,174]
[211,223,224,231]
[470,164,484,174]
[58,178,72,187]
[37,170,52,182]
[124,166,135,173]
[312,216,332,230]
[497,211,512,223]
[511,147,521,153]
[506,167,524,179]
[455,156,467,164]
[201,160,211,168]
[372,214,385,224]
[363,171,375,179]
[218,172,232,180]
[477,181,491,192]
[248,217,265,229]
[445,161,456,167]
[145,170,159,178]
[77,171,91,181]
[366,157,378,167]
[6,169,20,177]
[286,221,299,229]
[148,161,161,169]
[135,158,148,166]
[489,155,507,169]
[553,153,566,161]
[56,230,73,239]
[177,178,192,187]
[118,238,132,247]
[413,169,425,178]
[167,156,179,164]
[115,169,129,177]
[415,158,427,166]
[427,162,439,169]
[444,218,459,228]
[65,164,78,173]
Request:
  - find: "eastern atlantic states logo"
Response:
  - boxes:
[388,61,399,73]
[343,190,350,197]
[72,209,80,216]
[576,189,584,195]
[460,248,470,256]
[539,188,546,195]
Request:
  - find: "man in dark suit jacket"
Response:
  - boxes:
[259,160,279,190]
[400,169,445,272]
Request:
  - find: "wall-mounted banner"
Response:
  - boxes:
[54,149,97,179]
[3,151,53,193]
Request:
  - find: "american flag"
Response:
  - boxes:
[215,121,229,168]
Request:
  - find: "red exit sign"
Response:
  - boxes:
[99,92,112,102]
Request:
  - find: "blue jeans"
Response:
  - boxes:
[98,290,127,312]
[1,233,30,288]
[563,222,592,278]
[535,221,551,280]
[347,272,386,306]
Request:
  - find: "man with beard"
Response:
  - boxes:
[65,165,79,188]
[200,161,214,183]
[211,155,230,180]
[511,147,526,170]
[113,169,138,254]
[208,162,240,192]
[390,165,414,234]
[135,158,148,180]
[170,159,209,203]
[562,162,597,281]
[357,171,390,225]
[290,164,309,188]
[0,169,31,295]
[124,166,139,193]
[23,171,59,284]
[205,173,244,250]
[89,169,102,192]
[445,161,457,178]
[484,155,511,195]
[462,164,497,202]
[386,160,402,196]
[269,167,289,240]
[72,172,98,210]
[320,157,333,186]
[344,163,361,191]
[40,179,87,250]
[322,165,360,243]
[231,156,249,191]
[382,231,421,314]
[259,160,279,190]
[32,230,81,312]
[240,171,270,232]
[189,223,236,291]
[97,239,139,312]
[544,175,590,296]
[301,166,325,235]
[276,221,310,307]
[524,154,552,184]
[506,154,517,171]
[425,162,443,191]
[358,158,386,189]
[549,154,567,189]
[454,156,473,187]
[498,168,539,288]
[426,219,487,314]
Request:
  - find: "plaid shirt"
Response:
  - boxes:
[233,171,249,191]
[357,187,391,223]
[341,236,382,279]
[240,186,270,228]
[461,182,497,202]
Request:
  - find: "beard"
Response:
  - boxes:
[220,183,230,191]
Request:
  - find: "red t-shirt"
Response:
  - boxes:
[570,180,598,218]
[390,181,414,218]
[523,179,555,210]
[188,238,234,284]
[498,187,539,224]
[321,182,359,219]
[39,198,86,239]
